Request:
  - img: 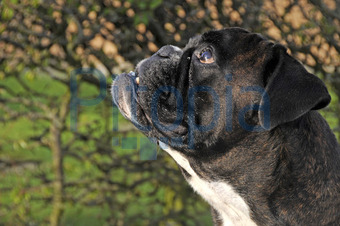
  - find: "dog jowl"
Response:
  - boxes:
[112,28,340,225]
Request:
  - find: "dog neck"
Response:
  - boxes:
[159,141,258,225]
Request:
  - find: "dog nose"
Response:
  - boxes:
[157,45,182,58]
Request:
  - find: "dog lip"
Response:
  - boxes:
[126,70,140,85]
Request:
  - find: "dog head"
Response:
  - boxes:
[112,27,330,153]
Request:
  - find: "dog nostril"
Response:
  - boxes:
[157,53,170,58]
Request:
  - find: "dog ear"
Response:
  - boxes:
[259,44,331,130]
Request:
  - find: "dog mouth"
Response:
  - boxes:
[111,65,155,132]
[112,46,190,142]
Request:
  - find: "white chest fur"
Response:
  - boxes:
[159,142,257,226]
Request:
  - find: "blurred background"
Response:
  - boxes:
[0,0,339,225]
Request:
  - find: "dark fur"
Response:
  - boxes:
[112,28,340,225]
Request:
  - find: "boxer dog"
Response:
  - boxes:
[112,28,340,225]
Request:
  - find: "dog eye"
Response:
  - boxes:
[199,49,214,64]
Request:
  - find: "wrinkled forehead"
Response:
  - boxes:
[201,28,250,44]
[183,28,256,51]
[203,28,267,49]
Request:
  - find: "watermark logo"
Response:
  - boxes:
[70,68,106,131]
[70,68,270,160]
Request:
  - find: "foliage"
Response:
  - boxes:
[0,0,339,225]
